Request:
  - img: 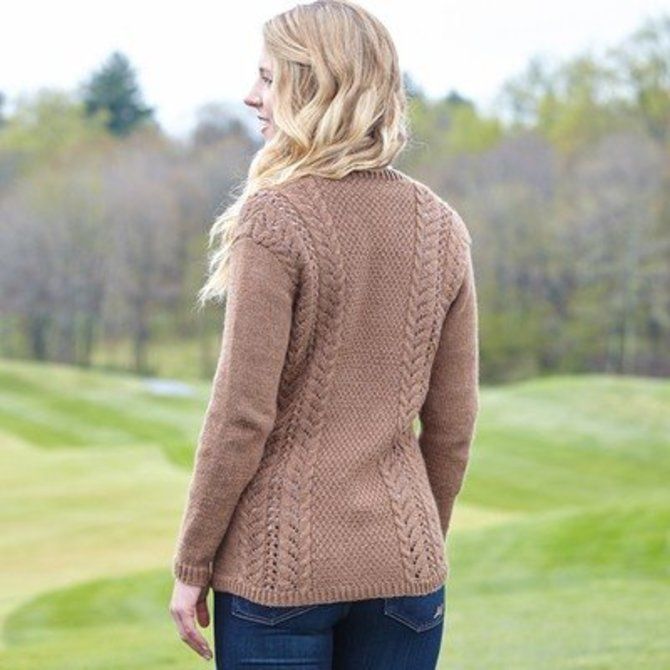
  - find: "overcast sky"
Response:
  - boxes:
[2,0,668,139]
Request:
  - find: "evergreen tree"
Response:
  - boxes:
[80,51,154,136]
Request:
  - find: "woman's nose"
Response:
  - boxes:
[243,94,258,108]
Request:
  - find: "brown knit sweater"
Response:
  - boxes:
[172,165,480,606]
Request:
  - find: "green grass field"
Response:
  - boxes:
[0,358,668,669]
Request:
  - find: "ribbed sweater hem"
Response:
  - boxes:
[210,564,448,607]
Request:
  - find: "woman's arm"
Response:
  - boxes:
[418,241,480,540]
[172,232,296,588]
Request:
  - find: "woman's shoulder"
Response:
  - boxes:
[235,187,311,280]
[402,177,473,248]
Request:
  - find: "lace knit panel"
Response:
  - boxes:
[224,189,308,591]
[375,182,449,583]
[233,180,346,595]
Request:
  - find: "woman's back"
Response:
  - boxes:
[172,165,479,607]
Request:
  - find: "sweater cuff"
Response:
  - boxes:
[173,559,213,587]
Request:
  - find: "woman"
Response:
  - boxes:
[169,1,480,668]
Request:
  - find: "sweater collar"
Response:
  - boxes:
[344,166,404,181]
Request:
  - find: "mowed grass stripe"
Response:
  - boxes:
[0,364,204,464]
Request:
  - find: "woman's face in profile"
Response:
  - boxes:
[244,45,275,140]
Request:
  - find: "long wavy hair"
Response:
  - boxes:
[196,0,409,309]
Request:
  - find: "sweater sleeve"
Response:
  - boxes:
[172,202,298,588]
[418,239,480,541]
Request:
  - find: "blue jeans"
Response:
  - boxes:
[213,583,446,669]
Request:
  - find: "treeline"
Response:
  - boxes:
[0,15,668,381]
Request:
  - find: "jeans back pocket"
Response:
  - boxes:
[230,594,320,626]
[383,584,446,632]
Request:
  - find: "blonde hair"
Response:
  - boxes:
[197,0,409,309]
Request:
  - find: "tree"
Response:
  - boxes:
[79,51,155,136]
[608,14,670,143]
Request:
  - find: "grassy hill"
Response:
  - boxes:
[0,359,668,669]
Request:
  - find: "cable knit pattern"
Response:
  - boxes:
[172,165,480,606]
[233,189,304,288]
